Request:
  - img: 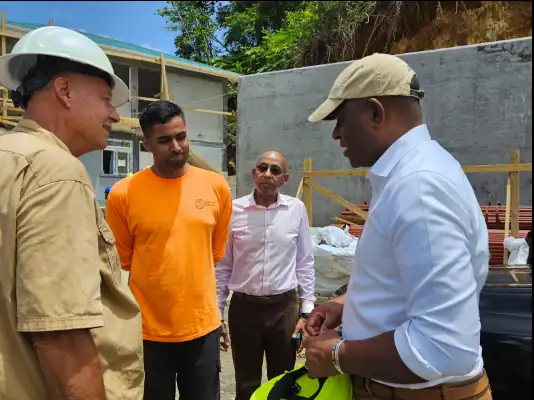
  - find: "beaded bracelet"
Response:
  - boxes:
[332,339,346,374]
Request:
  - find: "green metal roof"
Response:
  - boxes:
[7,20,240,79]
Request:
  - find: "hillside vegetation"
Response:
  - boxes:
[159,1,532,73]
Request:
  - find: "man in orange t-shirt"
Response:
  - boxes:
[106,100,232,400]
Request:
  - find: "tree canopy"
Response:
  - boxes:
[157,1,381,75]
[158,1,532,76]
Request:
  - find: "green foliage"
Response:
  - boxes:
[158,1,222,64]
[158,1,379,141]
[158,1,378,75]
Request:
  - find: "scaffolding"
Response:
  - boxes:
[296,150,533,264]
[0,10,237,135]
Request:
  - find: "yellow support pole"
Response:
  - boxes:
[510,150,521,239]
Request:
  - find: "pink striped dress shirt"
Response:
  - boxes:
[216,192,316,317]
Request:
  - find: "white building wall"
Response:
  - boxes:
[167,70,226,144]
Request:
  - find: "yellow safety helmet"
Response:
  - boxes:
[251,365,352,400]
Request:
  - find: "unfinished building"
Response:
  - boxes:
[0,12,240,205]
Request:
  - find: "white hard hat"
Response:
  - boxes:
[0,26,129,107]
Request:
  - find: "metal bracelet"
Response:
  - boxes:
[332,340,346,374]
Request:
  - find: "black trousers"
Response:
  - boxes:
[143,327,221,400]
[229,290,299,400]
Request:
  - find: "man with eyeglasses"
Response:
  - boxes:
[216,150,316,400]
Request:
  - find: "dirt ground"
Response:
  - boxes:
[220,348,237,400]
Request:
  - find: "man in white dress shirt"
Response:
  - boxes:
[302,53,493,399]
[216,151,316,400]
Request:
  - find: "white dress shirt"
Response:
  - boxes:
[216,192,316,317]
[342,125,490,389]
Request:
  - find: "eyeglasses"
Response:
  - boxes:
[256,163,284,176]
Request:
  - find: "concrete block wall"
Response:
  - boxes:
[236,38,533,226]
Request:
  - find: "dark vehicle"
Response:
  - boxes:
[480,266,532,399]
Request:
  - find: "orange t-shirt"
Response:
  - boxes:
[106,166,232,342]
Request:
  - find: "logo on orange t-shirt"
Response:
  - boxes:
[195,199,216,209]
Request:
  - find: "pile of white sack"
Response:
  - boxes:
[310,225,357,297]
[504,236,531,266]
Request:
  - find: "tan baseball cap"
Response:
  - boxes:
[308,53,425,123]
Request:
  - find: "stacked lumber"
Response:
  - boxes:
[335,204,533,266]
[481,205,532,230]
[339,204,370,226]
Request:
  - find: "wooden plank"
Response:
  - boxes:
[160,53,169,101]
[0,119,17,127]
[128,96,234,116]
[307,180,369,220]
[3,116,21,121]
[510,150,521,238]
[331,216,358,227]
[303,159,313,226]
[504,173,512,264]
[307,169,369,178]
[182,106,233,117]
[130,95,161,102]
[296,177,304,200]
[307,163,532,177]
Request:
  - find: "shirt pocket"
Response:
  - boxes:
[98,221,122,287]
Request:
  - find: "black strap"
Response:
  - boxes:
[267,367,327,400]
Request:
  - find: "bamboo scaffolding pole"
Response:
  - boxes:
[295,177,304,200]
[503,173,512,264]
[510,150,521,239]
[0,96,235,118]
[159,53,170,101]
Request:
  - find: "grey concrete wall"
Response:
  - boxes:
[236,38,533,226]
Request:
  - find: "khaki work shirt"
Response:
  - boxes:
[0,119,144,400]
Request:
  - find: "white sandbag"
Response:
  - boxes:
[310,225,354,248]
[504,236,530,266]
[311,226,357,296]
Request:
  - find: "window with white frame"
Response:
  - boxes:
[102,139,133,176]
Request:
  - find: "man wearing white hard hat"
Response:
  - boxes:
[0,26,144,399]
[302,53,492,399]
